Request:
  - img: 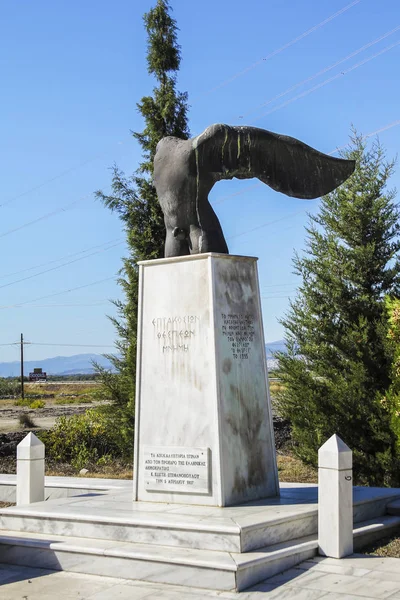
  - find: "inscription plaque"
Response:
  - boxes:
[221,312,255,360]
[143,446,210,493]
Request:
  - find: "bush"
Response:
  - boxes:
[0,378,21,397]
[39,405,134,471]
[29,400,45,409]
[14,398,31,407]
[54,397,92,405]
[19,413,36,429]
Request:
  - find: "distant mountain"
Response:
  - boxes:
[0,354,116,378]
[265,339,286,358]
[0,342,287,378]
[265,339,286,371]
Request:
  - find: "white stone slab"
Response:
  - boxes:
[143,446,209,493]
[133,253,279,506]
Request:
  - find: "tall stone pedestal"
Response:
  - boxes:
[133,253,279,506]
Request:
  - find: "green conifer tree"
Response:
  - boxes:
[277,133,400,486]
[96,0,190,412]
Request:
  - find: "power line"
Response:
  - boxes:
[261,282,298,288]
[329,119,400,155]
[0,237,123,280]
[251,39,400,123]
[0,275,117,310]
[262,295,292,299]
[29,343,116,348]
[0,241,123,291]
[238,25,400,120]
[0,341,115,347]
[228,209,306,240]
[193,0,361,101]
[0,196,90,240]
[213,182,262,205]
[0,181,114,240]
[0,138,130,209]
[8,302,110,308]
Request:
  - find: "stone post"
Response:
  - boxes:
[17,432,45,505]
[318,433,353,558]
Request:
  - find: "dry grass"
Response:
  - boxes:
[277,454,318,484]
[269,380,285,395]
[0,502,14,508]
[24,382,101,395]
[362,533,400,558]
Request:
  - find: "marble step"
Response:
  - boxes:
[0,515,397,592]
[0,529,318,592]
[0,499,318,553]
[353,515,400,551]
[353,490,400,523]
[386,499,400,516]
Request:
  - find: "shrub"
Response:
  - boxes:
[39,405,134,471]
[0,378,21,397]
[54,397,92,405]
[14,398,31,407]
[29,400,45,409]
[19,413,36,429]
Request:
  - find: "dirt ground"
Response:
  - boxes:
[0,381,105,433]
[0,403,105,433]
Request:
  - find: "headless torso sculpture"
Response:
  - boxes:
[154,124,355,257]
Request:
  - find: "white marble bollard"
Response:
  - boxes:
[318,434,353,558]
[17,432,45,505]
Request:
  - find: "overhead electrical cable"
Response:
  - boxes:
[251,39,400,123]
[29,343,116,348]
[329,119,400,155]
[6,302,110,308]
[0,197,88,239]
[227,209,306,240]
[0,275,117,310]
[193,0,361,101]
[0,138,130,209]
[0,182,113,239]
[238,25,400,120]
[0,237,124,280]
[0,241,124,291]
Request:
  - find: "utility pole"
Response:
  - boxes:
[20,333,24,400]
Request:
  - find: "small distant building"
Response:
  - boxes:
[29,368,47,382]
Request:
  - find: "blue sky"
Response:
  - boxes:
[0,0,399,362]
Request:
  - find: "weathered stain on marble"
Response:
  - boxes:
[233,467,247,497]
[222,358,232,374]
[227,384,265,489]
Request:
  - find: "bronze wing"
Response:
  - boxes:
[192,124,355,199]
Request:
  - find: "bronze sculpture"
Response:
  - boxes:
[154,124,355,257]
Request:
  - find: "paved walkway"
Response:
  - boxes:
[1,554,400,599]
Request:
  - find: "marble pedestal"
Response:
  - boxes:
[133,253,279,506]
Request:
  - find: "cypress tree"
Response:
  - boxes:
[277,132,400,485]
[96,1,190,413]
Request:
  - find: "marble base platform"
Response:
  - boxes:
[1,483,399,592]
[0,474,130,503]
[133,253,279,506]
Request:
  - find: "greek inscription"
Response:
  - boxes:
[151,315,200,353]
[143,446,209,493]
[221,313,255,360]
